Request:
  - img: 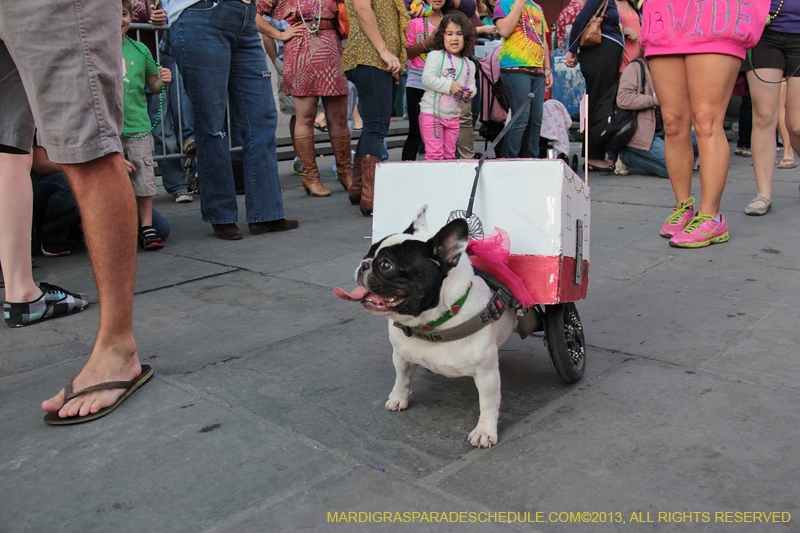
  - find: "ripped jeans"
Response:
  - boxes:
[171,0,285,224]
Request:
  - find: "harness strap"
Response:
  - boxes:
[392,287,514,343]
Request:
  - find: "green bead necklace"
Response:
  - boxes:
[121,35,166,139]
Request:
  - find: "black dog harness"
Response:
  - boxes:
[392,269,519,343]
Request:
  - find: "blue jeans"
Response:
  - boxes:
[619,132,698,179]
[499,72,546,158]
[171,0,284,224]
[346,65,393,159]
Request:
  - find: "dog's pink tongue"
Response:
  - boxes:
[333,286,370,302]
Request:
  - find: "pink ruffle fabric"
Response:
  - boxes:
[468,228,536,307]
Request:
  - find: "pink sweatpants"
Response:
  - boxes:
[419,112,459,161]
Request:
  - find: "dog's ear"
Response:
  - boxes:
[430,218,469,269]
[403,204,428,235]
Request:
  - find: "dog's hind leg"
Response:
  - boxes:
[385,351,417,411]
[468,362,501,448]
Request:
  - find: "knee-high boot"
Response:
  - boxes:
[329,132,353,191]
[359,154,380,217]
[295,134,331,197]
[349,154,362,206]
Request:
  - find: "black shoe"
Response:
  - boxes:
[212,223,243,240]
[4,282,90,328]
[248,219,299,235]
[139,226,164,250]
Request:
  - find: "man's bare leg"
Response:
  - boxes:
[42,153,141,418]
[0,152,41,303]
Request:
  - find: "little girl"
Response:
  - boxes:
[403,0,453,161]
[419,12,477,161]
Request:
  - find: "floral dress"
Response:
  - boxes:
[258,0,349,96]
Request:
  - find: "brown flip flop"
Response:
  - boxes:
[43,365,154,425]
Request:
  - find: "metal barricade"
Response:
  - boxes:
[128,23,243,164]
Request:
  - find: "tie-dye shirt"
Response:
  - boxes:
[494,0,548,69]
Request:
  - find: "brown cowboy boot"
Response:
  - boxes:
[349,154,362,206]
[329,132,353,191]
[295,134,331,197]
[359,154,380,217]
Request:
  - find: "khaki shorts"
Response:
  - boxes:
[122,135,157,197]
[0,0,123,163]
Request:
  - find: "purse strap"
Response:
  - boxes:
[592,0,609,20]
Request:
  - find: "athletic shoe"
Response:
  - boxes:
[174,190,193,203]
[4,282,90,328]
[182,137,196,155]
[139,226,164,251]
[669,213,729,248]
[293,157,303,176]
[614,157,630,176]
[660,197,695,238]
[187,172,199,193]
[41,241,71,257]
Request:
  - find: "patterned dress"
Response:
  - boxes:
[258,0,349,96]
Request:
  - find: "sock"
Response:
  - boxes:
[713,215,722,222]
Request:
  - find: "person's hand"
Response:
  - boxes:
[477,24,497,36]
[410,4,425,17]
[122,159,136,175]
[380,49,402,75]
[565,51,578,68]
[280,22,304,41]
[624,28,640,43]
[450,81,463,95]
[149,7,167,25]
[158,66,172,83]
[544,70,553,89]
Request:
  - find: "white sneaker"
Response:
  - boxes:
[174,191,193,203]
[614,157,630,176]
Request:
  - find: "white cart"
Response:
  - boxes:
[373,158,590,383]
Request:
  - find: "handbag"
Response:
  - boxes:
[589,59,647,152]
[334,0,349,38]
[579,0,608,48]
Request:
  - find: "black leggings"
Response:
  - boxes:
[579,39,623,160]
[402,87,425,161]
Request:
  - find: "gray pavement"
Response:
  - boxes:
[1,136,799,533]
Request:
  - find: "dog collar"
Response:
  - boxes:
[415,283,472,331]
[393,286,513,343]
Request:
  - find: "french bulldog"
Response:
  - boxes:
[334,206,515,447]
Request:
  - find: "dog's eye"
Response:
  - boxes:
[379,260,393,272]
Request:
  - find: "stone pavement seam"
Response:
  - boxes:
[174,318,357,376]
[157,373,362,468]
[419,352,634,488]
[133,268,241,296]
[204,465,354,533]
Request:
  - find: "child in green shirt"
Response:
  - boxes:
[121,0,171,250]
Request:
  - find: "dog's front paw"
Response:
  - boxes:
[468,424,498,448]
[385,395,410,411]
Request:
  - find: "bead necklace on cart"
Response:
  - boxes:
[432,51,469,139]
[298,0,324,35]
[520,1,546,65]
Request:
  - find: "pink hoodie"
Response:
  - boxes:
[641,0,770,59]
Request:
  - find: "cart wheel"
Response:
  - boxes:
[544,303,586,383]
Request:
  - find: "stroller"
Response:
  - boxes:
[474,46,509,157]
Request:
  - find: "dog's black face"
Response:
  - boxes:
[357,218,469,317]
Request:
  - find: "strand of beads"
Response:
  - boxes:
[520,2,546,65]
[433,52,468,138]
[298,0,323,35]
[121,35,166,139]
